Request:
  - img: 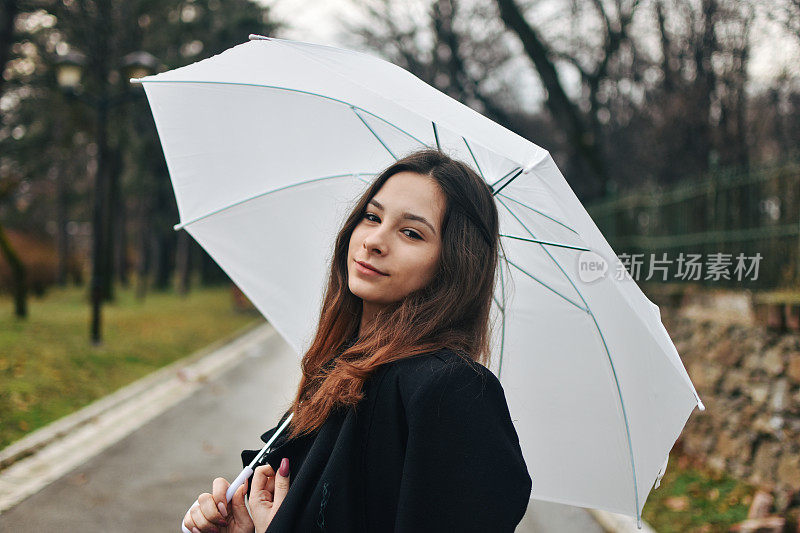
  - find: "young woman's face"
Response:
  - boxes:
[347,171,446,307]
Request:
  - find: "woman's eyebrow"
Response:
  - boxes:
[369,198,437,236]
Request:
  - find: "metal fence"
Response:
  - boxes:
[585,158,800,290]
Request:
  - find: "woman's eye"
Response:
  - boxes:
[363,213,420,240]
[402,229,422,240]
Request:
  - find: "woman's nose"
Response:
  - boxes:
[363,227,388,254]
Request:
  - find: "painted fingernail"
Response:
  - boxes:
[192,528,200,533]
[278,457,290,477]
[217,501,227,517]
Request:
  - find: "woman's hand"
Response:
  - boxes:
[249,458,291,533]
[182,477,254,533]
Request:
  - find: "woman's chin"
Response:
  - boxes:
[349,277,382,294]
[348,284,389,305]
[347,281,364,298]
[349,286,375,301]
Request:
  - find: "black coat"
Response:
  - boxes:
[241,349,532,533]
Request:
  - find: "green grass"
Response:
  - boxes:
[0,283,261,449]
[642,453,756,532]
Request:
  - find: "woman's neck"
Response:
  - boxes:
[359,300,385,336]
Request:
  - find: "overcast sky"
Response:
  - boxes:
[264,0,362,45]
[261,0,800,94]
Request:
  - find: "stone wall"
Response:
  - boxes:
[653,292,800,514]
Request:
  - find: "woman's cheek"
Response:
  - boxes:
[420,252,440,287]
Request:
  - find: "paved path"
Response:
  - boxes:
[0,324,604,532]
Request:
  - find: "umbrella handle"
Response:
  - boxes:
[180,466,254,533]
[181,501,198,533]
[179,413,293,532]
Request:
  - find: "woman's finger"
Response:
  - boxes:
[211,477,230,519]
[251,465,274,502]
[182,505,196,531]
[189,501,218,533]
[271,457,291,514]
[198,492,227,528]
[230,478,253,526]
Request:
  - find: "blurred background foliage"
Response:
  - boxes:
[0,0,282,313]
[0,0,798,310]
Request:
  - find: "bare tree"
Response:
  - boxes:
[0,177,26,317]
[495,0,642,199]
[637,0,757,183]
[715,2,754,169]
[0,0,43,317]
[342,0,527,133]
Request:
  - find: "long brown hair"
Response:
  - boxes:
[285,149,503,439]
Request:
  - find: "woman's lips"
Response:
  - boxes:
[355,260,388,276]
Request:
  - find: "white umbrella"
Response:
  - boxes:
[134,35,704,529]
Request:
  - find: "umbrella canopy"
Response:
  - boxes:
[134,35,704,528]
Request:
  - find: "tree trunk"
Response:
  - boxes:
[103,143,122,302]
[115,187,129,288]
[495,0,609,198]
[152,224,174,291]
[0,0,19,101]
[199,248,227,285]
[90,97,110,344]
[175,229,191,296]
[0,223,27,318]
[692,0,719,174]
[135,198,150,300]
[54,129,70,287]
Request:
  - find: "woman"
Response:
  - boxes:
[183,149,532,533]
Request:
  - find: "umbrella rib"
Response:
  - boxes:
[492,168,524,196]
[492,294,504,313]
[432,121,441,151]
[500,234,589,252]
[585,306,642,526]
[500,255,587,312]
[351,106,397,160]
[497,196,642,525]
[498,196,589,295]
[462,137,485,179]
[489,166,521,189]
[496,192,580,235]
[172,172,374,230]
[138,79,431,150]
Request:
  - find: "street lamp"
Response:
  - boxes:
[54,48,159,346]
[53,51,88,288]
[55,50,160,90]
[54,51,87,90]
[122,52,160,82]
